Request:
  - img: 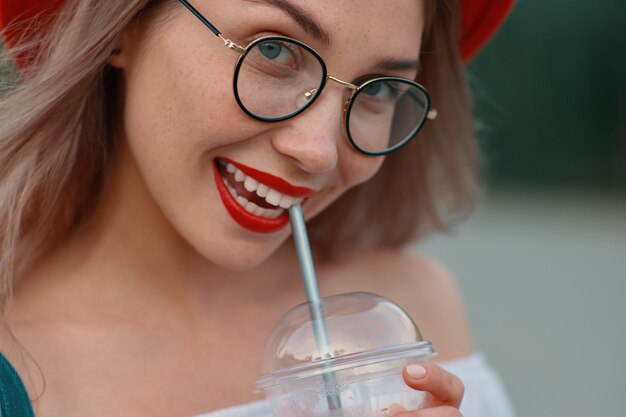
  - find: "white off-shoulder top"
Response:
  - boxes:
[193,353,516,417]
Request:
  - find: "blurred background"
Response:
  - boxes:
[412,1,625,416]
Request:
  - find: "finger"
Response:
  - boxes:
[385,403,407,415]
[402,364,464,408]
[393,405,462,417]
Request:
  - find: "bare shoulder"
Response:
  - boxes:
[318,247,475,361]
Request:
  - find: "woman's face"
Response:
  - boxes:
[113,0,424,270]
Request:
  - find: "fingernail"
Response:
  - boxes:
[406,365,427,379]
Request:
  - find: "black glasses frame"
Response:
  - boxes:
[232,35,329,123]
[178,0,436,156]
[345,77,432,155]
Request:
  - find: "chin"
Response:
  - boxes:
[193,233,290,272]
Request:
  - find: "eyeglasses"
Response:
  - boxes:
[178,0,437,156]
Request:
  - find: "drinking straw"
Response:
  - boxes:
[289,204,341,410]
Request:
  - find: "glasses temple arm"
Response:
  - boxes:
[178,0,246,54]
[178,0,222,37]
[407,90,438,120]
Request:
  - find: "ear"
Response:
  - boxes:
[106,33,131,68]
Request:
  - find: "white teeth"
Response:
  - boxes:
[246,200,285,218]
[265,189,283,206]
[222,175,234,194]
[256,184,269,198]
[236,196,247,206]
[278,195,296,209]
[218,159,309,215]
[234,169,245,182]
[244,176,258,192]
[245,201,258,214]
[222,172,287,219]
[267,208,284,218]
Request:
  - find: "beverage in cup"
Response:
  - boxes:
[256,292,436,417]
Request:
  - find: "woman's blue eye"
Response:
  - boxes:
[258,42,294,64]
[363,82,392,99]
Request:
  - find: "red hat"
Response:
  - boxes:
[1,0,514,68]
[460,0,515,61]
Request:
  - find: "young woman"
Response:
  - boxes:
[0,0,515,416]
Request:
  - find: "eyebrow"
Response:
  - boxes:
[244,0,332,47]
[374,58,422,75]
[242,0,420,77]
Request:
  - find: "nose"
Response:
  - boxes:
[270,87,346,175]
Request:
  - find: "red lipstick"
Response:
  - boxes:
[213,162,290,233]
[220,157,317,198]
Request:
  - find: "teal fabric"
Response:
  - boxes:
[0,352,35,417]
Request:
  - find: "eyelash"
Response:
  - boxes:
[245,34,404,85]
[354,74,389,86]
[247,32,288,43]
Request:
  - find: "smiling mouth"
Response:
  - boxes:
[215,159,305,220]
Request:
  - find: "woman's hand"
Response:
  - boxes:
[393,364,465,416]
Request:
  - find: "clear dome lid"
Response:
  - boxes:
[256,292,435,389]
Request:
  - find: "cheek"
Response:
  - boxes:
[125,24,243,149]
[121,25,248,178]
[340,152,385,189]
[307,153,384,221]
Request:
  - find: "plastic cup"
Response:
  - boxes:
[256,292,436,417]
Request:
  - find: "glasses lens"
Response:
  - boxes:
[347,79,430,154]
[235,38,325,120]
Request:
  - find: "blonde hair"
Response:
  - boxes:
[0,0,476,318]
[0,0,173,319]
